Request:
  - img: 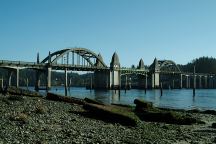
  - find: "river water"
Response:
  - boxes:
[40,87,216,111]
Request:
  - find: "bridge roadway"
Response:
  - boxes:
[0,60,149,73]
[0,60,109,71]
[1,60,215,76]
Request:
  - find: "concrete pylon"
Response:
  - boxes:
[138,59,145,70]
[7,71,13,87]
[110,52,121,89]
[94,53,109,89]
[138,59,145,89]
[16,69,19,88]
[47,67,52,90]
[35,53,40,91]
[150,58,160,88]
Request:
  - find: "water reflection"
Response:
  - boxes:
[27,86,216,110]
[111,90,120,104]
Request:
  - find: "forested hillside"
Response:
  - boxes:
[179,57,216,73]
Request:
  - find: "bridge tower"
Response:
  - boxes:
[94,54,109,89]
[110,52,121,89]
[151,58,160,88]
[137,59,146,89]
[35,52,40,91]
[46,51,52,90]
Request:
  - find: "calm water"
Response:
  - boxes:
[42,87,216,111]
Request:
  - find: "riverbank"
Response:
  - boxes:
[0,93,216,143]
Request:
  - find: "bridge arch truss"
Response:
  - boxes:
[41,48,107,69]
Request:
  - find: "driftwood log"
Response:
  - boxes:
[46,92,85,105]
[134,99,203,125]
[1,86,43,97]
[83,103,139,126]
[84,98,105,105]
[134,99,153,111]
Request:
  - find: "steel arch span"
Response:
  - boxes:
[158,60,181,73]
[41,48,107,68]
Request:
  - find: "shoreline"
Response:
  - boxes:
[0,91,216,143]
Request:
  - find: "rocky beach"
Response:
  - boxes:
[0,90,216,144]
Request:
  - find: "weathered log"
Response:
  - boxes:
[111,103,134,108]
[2,86,43,97]
[134,99,153,111]
[84,98,105,105]
[212,123,216,128]
[46,92,85,105]
[202,110,216,115]
[83,103,139,126]
[134,99,203,125]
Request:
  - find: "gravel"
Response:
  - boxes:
[0,94,216,143]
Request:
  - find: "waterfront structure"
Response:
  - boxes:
[0,48,215,91]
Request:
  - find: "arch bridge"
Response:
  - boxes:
[0,47,215,92]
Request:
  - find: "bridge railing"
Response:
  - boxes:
[0,60,37,65]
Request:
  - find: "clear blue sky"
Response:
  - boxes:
[0,0,216,67]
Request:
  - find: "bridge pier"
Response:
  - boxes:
[94,54,110,89]
[0,77,3,89]
[204,76,208,88]
[209,76,214,88]
[199,75,202,89]
[16,69,19,88]
[110,69,121,89]
[46,67,52,90]
[109,52,121,89]
[7,71,13,87]
[188,76,191,88]
[150,58,160,89]
[152,73,160,88]
[180,74,183,89]
[186,75,189,88]
[35,71,41,91]
[65,68,68,96]
[145,74,148,89]
[94,70,109,89]
[125,75,128,90]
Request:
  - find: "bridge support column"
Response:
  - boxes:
[209,76,213,88]
[109,52,121,89]
[204,76,208,88]
[125,75,128,90]
[0,77,3,89]
[193,75,196,90]
[145,74,148,89]
[7,71,13,87]
[110,70,121,89]
[138,75,146,89]
[186,75,189,89]
[16,69,19,88]
[35,53,40,91]
[199,76,202,89]
[152,73,160,89]
[188,76,191,89]
[94,70,109,89]
[47,67,52,90]
[35,71,41,91]
[65,68,68,96]
[180,74,183,89]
